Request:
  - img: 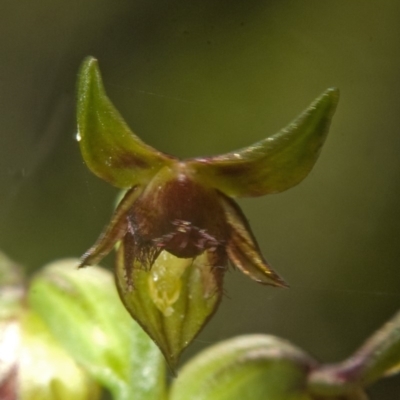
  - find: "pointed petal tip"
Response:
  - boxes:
[166,360,179,377]
[187,87,340,197]
[77,251,96,269]
[326,86,340,95]
[77,56,174,188]
[76,253,90,269]
[321,87,340,108]
[78,56,99,86]
[85,55,98,64]
[274,279,290,289]
[259,274,289,289]
[80,56,98,71]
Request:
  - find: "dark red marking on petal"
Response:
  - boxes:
[111,151,150,170]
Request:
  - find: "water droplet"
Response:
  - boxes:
[76,131,82,142]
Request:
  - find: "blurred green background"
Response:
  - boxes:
[1,1,400,398]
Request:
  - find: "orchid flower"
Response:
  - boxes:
[76,57,339,367]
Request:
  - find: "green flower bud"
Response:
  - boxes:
[115,250,222,369]
[19,309,100,400]
[29,259,166,400]
[169,334,370,400]
[0,252,100,400]
[169,335,316,400]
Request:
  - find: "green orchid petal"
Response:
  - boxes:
[219,193,287,287]
[169,335,316,400]
[79,186,141,267]
[77,56,174,188]
[186,88,339,197]
[115,248,223,370]
[29,259,166,400]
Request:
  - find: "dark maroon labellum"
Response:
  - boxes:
[129,166,229,261]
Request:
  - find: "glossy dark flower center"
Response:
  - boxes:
[129,167,229,259]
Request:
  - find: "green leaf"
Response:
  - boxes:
[115,250,223,370]
[186,88,339,197]
[19,309,100,400]
[169,335,316,400]
[28,259,166,400]
[77,56,174,188]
